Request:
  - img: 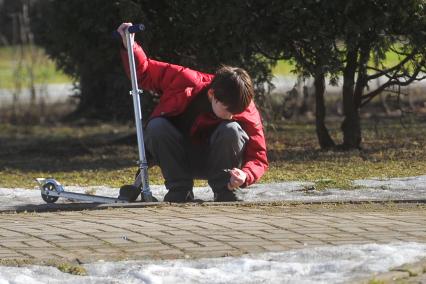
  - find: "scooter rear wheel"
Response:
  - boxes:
[41,182,60,203]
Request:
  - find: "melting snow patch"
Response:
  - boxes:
[0,175,425,208]
[353,175,426,191]
[0,242,425,283]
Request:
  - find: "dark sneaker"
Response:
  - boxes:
[118,185,141,202]
[164,189,194,203]
[214,190,240,202]
[118,185,158,202]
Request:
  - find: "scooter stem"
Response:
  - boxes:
[125,28,153,202]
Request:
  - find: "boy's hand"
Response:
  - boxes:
[117,22,134,48]
[227,168,247,191]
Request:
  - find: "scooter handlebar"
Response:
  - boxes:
[127,24,145,33]
[112,24,145,38]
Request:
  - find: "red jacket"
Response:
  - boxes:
[121,43,268,187]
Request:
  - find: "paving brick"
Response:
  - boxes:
[0,203,424,264]
[16,248,59,259]
[1,241,32,249]
[23,240,58,248]
[172,242,203,249]
[57,240,106,248]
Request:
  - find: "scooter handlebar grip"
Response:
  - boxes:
[112,24,145,39]
[127,24,145,33]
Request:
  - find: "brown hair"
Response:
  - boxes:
[210,66,254,114]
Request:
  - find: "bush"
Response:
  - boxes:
[32,0,274,120]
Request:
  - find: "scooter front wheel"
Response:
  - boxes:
[41,182,60,203]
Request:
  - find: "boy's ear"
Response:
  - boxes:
[207,88,214,99]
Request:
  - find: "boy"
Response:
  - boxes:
[117,23,268,202]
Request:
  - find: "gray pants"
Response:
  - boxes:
[144,117,249,192]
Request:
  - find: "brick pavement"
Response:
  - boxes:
[0,202,425,266]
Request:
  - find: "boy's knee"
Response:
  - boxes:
[146,117,172,138]
[212,122,248,145]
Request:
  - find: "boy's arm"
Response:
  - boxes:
[117,22,203,94]
[120,42,213,96]
[237,102,269,187]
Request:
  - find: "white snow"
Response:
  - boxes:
[1,177,425,282]
[1,175,425,209]
[241,175,426,202]
[353,175,426,191]
[0,242,425,283]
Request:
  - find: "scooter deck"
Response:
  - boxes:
[37,178,130,204]
[43,190,127,204]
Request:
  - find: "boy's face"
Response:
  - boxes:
[208,89,233,120]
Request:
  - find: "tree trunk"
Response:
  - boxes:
[354,45,370,109]
[314,73,335,149]
[341,49,362,149]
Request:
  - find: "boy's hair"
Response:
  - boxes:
[210,66,254,114]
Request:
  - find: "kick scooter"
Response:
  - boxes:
[37,24,154,203]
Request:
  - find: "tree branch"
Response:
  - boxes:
[254,43,285,61]
[366,50,417,80]
[389,45,413,57]
[361,64,425,107]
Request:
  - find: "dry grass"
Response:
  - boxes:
[0,114,425,189]
[264,114,426,189]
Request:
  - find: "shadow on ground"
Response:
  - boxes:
[0,124,138,172]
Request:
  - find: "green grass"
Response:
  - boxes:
[0,45,406,86]
[0,46,71,89]
[0,116,425,189]
[271,60,296,76]
[0,258,87,275]
[272,48,410,76]
[56,262,87,276]
[367,280,386,284]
